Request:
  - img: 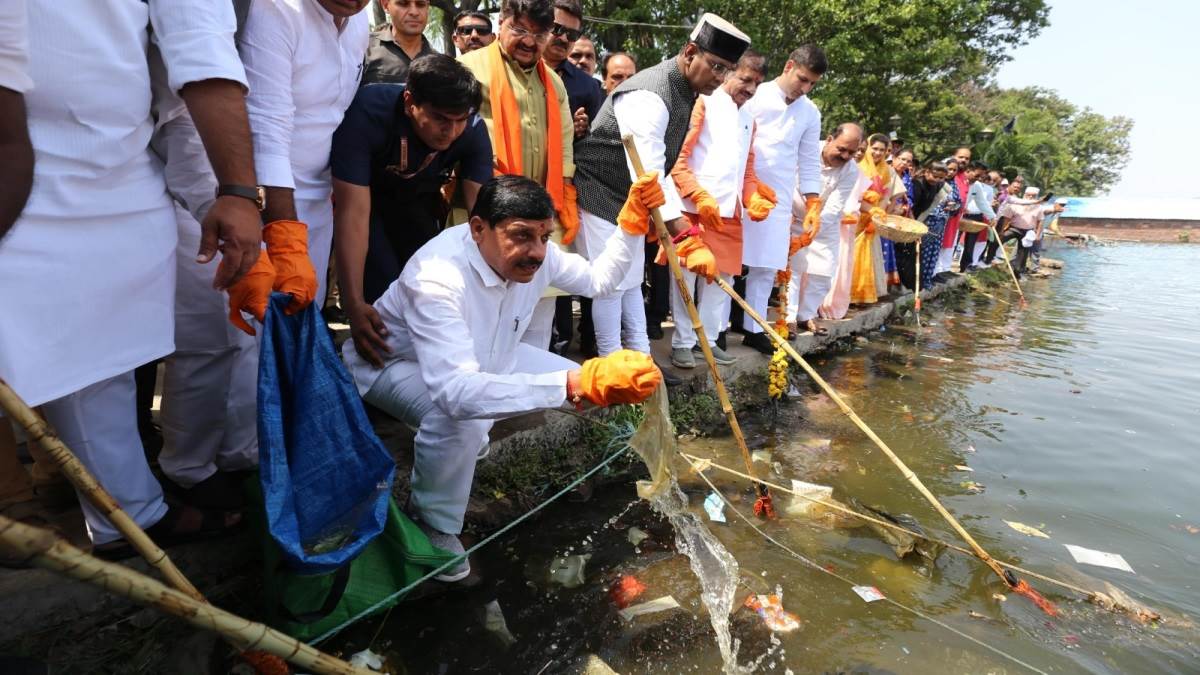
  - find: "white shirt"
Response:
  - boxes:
[795,145,864,277]
[19,1,246,220]
[0,0,32,94]
[966,181,997,221]
[740,80,822,270]
[679,87,755,218]
[612,89,686,222]
[239,0,368,200]
[344,224,642,419]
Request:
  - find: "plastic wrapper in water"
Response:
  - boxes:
[629,383,678,500]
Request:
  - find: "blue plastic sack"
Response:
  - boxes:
[258,292,394,574]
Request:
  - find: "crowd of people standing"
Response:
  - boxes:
[0,0,1066,580]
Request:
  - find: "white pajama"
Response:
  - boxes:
[158,205,259,486]
[522,296,557,351]
[592,287,650,356]
[41,372,169,545]
[742,266,777,334]
[299,196,336,306]
[937,247,954,274]
[671,271,731,349]
[364,344,574,534]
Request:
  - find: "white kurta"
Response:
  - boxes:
[741,81,822,270]
[0,1,32,94]
[577,88,685,291]
[799,152,866,278]
[239,0,368,302]
[679,87,754,217]
[0,1,246,408]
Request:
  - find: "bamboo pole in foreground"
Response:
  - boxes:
[989,225,1028,306]
[715,277,1021,588]
[620,135,773,515]
[0,378,203,601]
[0,514,372,675]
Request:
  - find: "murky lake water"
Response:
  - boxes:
[347,242,1200,674]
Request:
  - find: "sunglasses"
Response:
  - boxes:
[550,23,583,42]
[454,24,492,36]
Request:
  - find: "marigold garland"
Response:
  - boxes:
[768,269,791,399]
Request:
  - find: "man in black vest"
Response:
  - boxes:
[330,55,493,368]
[573,13,750,362]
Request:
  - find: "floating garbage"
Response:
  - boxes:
[743,594,801,633]
[618,595,681,621]
[348,648,385,671]
[1004,520,1050,539]
[850,585,886,603]
[627,527,650,546]
[1064,544,1134,573]
[703,492,726,523]
[784,479,834,517]
[751,450,772,464]
[848,498,944,564]
[609,574,647,609]
[952,465,973,472]
[548,554,592,588]
[483,599,517,647]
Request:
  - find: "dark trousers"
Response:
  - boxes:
[985,227,1030,273]
[643,241,669,328]
[959,228,983,271]
[552,295,574,351]
[894,242,917,291]
[728,272,747,333]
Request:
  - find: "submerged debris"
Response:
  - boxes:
[848,498,944,564]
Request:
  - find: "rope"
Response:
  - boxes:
[691,467,1050,675]
[307,443,633,646]
[583,15,692,29]
[679,451,1098,600]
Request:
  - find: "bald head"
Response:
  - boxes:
[824,123,863,167]
[602,52,636,93]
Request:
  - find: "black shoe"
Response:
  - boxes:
[647,322,664,341]
[163,471,249,511]
[655,361,683,386]
[716,331,727,351]
[742,332,774,355]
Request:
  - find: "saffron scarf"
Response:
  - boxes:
[850,152,891,304]
[483,40,565,210]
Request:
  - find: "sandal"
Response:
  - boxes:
[92,503,242,561]
[805,320,829,337]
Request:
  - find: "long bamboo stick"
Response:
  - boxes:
[620,135,772,513]
[715,278,1020,588]
[0,514,372,675]
[989,225,1027,306]
[0,378,203,600]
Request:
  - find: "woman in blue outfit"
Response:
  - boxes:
[893,159,958,291]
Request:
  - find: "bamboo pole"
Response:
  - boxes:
[0,514,372,675]
[620,135,772,514]
[715,278,1020,588]
[914,240,922,325]
[989,225,1027,306]
[0,378,203,600]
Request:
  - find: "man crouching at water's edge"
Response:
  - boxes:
[342,173,664,582]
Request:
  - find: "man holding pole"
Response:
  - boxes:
[573,13,751,357]
[342,174,663,581]
[740,45,827,354]
[667,49,774,368]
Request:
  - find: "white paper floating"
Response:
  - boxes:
[704,491,726,523]
[1065,544,1134,573]
[618,595,681,621]
[851,585,886,603]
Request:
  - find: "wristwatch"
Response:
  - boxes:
[216,184,266,212]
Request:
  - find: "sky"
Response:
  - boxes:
[995,0,1200,200]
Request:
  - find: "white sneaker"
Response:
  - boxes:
[414,517,471,582]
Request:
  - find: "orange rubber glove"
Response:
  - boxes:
[616,172,666,236]
[262,220,318,315]
[691,189,723,232]
[841,212,859,225]
[795,196,822,248]
[858,207,886,235]
[227,249,275,336]
[559,183,580,246]
[575,350,662,406]
[746,182,777,222]
[676,236,717,281]
[860,189,883,206]
[787,235,803,258]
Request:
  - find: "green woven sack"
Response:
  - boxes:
[249,478,457,641]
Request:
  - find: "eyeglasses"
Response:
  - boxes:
[550,23,583,42]
[700,54,732,77]
[505,22,550,43]
[454,24,492,36]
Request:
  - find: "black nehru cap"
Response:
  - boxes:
[690,13,750,64]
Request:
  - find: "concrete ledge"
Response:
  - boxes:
[0,271,975,648]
